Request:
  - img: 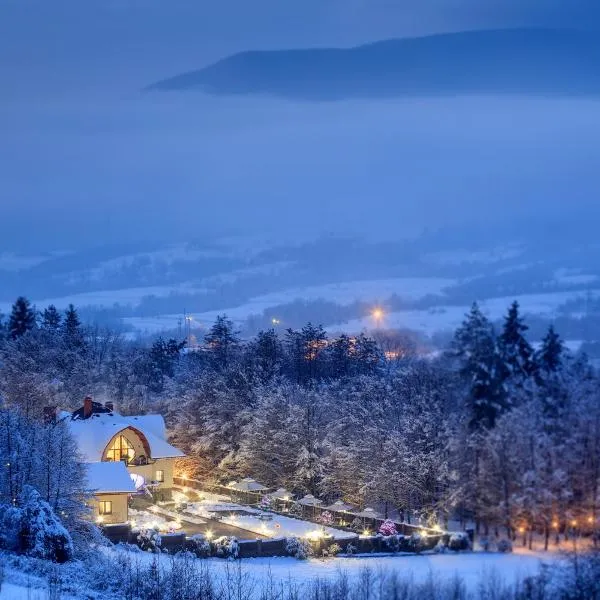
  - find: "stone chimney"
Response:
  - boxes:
[83,396,93,419]
[105,401,114,413]
[43,406,57,425]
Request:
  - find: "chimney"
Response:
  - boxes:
[83,396,93,419]
[105,401,114,413]
[43,406,57,425]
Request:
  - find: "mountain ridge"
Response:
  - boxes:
[148,28,600,100]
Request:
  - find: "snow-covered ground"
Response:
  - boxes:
[333,289,600,336]
[0,547,564,599]
[129,507,183,532]
[221,512,355,540]
[232,548,549,590]
[176,493,352,540]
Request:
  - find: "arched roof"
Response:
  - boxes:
[65,411,184,463]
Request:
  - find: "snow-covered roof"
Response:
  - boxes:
[66,410,184,462]
[85,462,137,494]
[227,478,268,492]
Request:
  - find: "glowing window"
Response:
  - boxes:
[155,470,164,483]
[105,435,135,464]
[99,501,113,515]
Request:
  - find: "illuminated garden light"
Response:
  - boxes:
[206,530,214,540]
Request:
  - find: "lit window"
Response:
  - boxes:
[155,470,164,483]
[105,435,135,464]
[99,501,113,515]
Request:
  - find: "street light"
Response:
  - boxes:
[371,307,384,327]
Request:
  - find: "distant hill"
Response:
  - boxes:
[148,28,600,100]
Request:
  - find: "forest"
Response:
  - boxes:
[1,294,598,557]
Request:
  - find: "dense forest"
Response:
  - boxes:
[1,295,599,555]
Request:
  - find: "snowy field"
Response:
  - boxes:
[0,548,564,599]
[333,289,600,336]
[229,549,550,590]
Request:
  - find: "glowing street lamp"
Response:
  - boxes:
[371,307,384,328]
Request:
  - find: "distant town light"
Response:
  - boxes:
[371,307,384,326]
[271,318,281,325]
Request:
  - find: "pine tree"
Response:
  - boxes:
[63,304,84,349]
[452,303,504,429]
[499,301,534,380]
[248,329,282,380]
[41,305,62,331]
[537,325,564,374]
[204,315,240,370]
[8,297,36,339]
[285,323,328,383]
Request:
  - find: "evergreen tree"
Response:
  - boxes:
[8,297,36,339]
[41,305,62,331]
[247,329,283,380]
[499,301,534,380]
[452,303,504,429]
[536,325,564,374]
[285,323,328,383]
[204,315,240,370]
[63,304,84,349]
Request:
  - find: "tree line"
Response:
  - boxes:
[0,295,599,551]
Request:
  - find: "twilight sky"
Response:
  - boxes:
[1,0,600,252]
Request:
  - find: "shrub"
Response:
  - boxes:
[288,503,303,518]
[286,536,313,560]
[213,536,239,559]
[434,539,449,553]
[448,532,470,552]
[478,536,491,552]
[188,534,211,558]
[345,542,357,555]
[350,518,364,533]
[408,533,424,554]
[326,542,342,557]
[0,505,23,552]
[378,519,398,536]
[259,496,273,511]
[497,538,513,553]
[19,487,74,563]
[384,535,401,553]
[137,528,162,553]
[317,511,334,527]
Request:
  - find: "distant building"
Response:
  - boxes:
[60,397,184,525]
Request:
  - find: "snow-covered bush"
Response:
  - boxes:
[478,536,491,552]
[317,510,334,526]
[288,502,303,517]
[433,538,449,553]
[408,533,424,554]
[286,536,313,560]
[448,532,470,552]
[137,528,162,553]
[383,534,401,553]
[213,536,239,559]
[259,495,273,511]
[350,518,363,533]
[325,542,342,557]
[345,542,357,555]
[497,538,513,553]
[188,534,211,558]
[19,486,74,563]
[378,519,398,536]
[0,505,23,551]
